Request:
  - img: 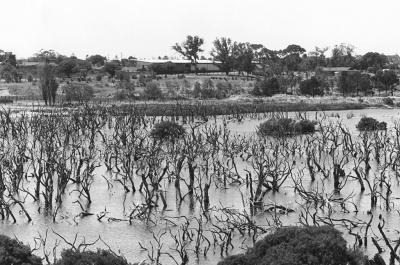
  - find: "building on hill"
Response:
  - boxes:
[134,59,222,74]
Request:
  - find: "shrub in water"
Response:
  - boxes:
[54,249,129,265]
[293,119,316,134]
[356,117,387,131]
[258,118,315,137]
[383,97,394,106]
[218,226,365,265]
[150,121,185,140]
[0,234,42,265]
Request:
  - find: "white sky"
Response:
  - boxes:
[1,0,400,59]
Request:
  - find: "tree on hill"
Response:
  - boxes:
[375,70,399,96]
[87,54,107,67]
[211,37,236,75]
[233,42,255,76]
[58,58,79,77]
[39,63,59,105]
[104,61,121,78]
[299,76,324,97]
[172,35,204,73]
[356,52,388,71]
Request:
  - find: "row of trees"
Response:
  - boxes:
[171,36,398,77]
[252,69,398,97]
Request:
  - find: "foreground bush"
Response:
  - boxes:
[258,118,315,137]
[150,121,185,140]
[54,249,129,265]
[0,234,42,265]
[218,226,365,265]
[356,117,387,131]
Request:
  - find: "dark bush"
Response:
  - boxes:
[144,81,163,100]
[258,118,315,137]
[0,234,42,265]
[64,83,94,102]
[27,74,33,82]
[54,249,128,265]
[383,97,394,106]
[96,74,103,81]
[356,117,387,131]
[253,77,281,96]
[0,98,13,104]
[218,226,365,265]
[193,81,201,98]
[114,90,138,100]
[150,121,185,140]
[299,76,324,96]
[293,119,316,134]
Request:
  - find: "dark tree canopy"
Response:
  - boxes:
[299,76,324,96]
[55,249,129,265]
[104,61,121,78]
[0,234,42,265]
[253,77,281,96]
[87,54,107,67]
[58,58,79,77]
[375,70,399,95]
[356,52,388,71]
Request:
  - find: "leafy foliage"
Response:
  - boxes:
[144,81,163,100]
[54,249,129,265]
[218,226,365,265]
[104,61,122,78]
[87,54,107,67]
[299,76,324,96]
[382,97,394,106]
[258,118,315,137]
[253,77,281,96]
[356,117,387,131]
[150,121,185,140]
[211,37,235,74]
[64,83,94,102]
[0,234,42,265]
[172,35,204,69]
[39,63,59,105]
